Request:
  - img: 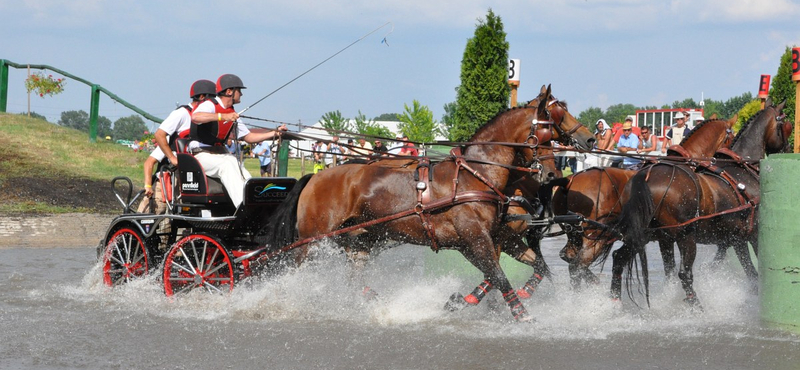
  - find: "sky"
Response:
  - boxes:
[2,0,799,133]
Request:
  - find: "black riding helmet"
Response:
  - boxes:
[189,79,216,99]
[216,74,246,96]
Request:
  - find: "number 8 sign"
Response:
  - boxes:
[792,47,800,82]
[508,59,520,82]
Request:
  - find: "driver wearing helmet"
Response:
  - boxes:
[189,74,287,208]
[138,79,216,214]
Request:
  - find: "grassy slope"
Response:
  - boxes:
[0,113,308,213]
[0,113,149,181]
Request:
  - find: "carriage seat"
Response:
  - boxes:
[175,152,232,207]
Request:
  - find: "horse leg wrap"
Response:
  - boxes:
[362,286,378,301]
[610,273,623,300]
[502,290,529,321]
[464,280,492,305]
[516,273,543,299]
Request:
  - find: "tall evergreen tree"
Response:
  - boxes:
[451,9,510,142]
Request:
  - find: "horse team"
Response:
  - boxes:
[123,83,787,322]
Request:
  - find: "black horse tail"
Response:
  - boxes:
[612,173,654,249]
[610,173,655,307]
[542,176,570,216]
[260,173,314,249]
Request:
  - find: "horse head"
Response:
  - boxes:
[529,85,596,151]
[731,98,790,158]
[765,99,791,154]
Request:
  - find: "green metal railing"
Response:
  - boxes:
[0,59,162,142]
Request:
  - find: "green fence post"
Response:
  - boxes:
[89,84,100,143]
[278,140,290,177]
[0,59,8,113]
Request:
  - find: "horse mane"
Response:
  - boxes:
[729,109,765,148]
[678,118,712,144]
[471,105,534,138]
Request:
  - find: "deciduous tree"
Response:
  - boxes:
[398,100,438,143]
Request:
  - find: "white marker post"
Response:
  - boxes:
[508,59,520,107]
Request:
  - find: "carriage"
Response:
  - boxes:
[98,144,298,295]
[97,86,599,321]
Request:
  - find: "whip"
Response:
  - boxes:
[238,21,393,115]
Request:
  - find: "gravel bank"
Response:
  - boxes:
[0,213,110,248]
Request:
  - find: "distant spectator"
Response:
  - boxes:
[663,114,689,153]
[637,126,657,156]
[350,137,373,157]
[372,139,388,157]
[253,140,272,176]
[616,119,640,169]
[398,136,418,157]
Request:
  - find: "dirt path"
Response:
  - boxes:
[0,213,110,248]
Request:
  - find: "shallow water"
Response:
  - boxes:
[1,237,798,370]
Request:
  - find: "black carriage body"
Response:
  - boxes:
[98,174,297,275]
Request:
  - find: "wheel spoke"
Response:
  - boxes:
[178,246,197,273]
[124,234,133,264]
[192,240,203,273]
[203,259,229,277]
[203,281,224,294]
[170,259,196,276]
[168,277,195,282]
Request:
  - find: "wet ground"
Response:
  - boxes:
[1,237,798,370]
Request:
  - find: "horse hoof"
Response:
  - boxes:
[683,295,704,311]
[444,293,468,312]
[516,314,536,323]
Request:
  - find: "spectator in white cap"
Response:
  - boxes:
[662,112,689,153]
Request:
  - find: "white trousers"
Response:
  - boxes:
[194,152,251,208]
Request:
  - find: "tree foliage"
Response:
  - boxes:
[372,113,401,121]
[440,101,458,140]
[59,110,90,132]
[576,107,604,131]
[398,100,438,143]
[354,110,393,139]
[733,99,762,134]
[57,110,113,137]
[320,110,352,136]
[113,115,148,141]
[451,9,510,142]
[19,111,48,122]
[604,103,637,125]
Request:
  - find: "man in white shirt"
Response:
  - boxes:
[139,79,216,213]
[189,74,286,208]
[662,113,689,153]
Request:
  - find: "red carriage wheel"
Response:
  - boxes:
[102,227,150,286]
[162,234,235,296]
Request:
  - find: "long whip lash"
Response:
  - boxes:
[239,21,393,115]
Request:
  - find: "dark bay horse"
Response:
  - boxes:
[609,100,789,307]
[263,92,595,321]
[554,116,737,289]
[454,86,590,306]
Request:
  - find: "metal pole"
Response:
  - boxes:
[89,85,100,143]
[0,60,8,113]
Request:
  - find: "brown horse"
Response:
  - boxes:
[554,116,738,289]
[262,89,595,321]
[609,100,789,308]
[457,87,584,306]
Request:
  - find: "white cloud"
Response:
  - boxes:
[673,0,800,22]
